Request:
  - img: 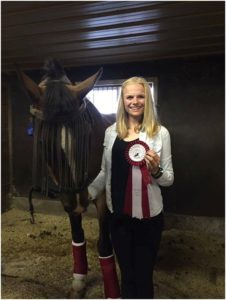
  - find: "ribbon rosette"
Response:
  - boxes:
[124,140,152,218]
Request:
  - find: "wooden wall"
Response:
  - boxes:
[5,55,224,217]
[1,77,14,211]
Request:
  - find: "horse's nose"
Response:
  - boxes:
[61,190,90,215]
[72,206,87,215]
[72,190,89,215]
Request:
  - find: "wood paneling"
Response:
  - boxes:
[1,80,13,211]
[2,1,225,71]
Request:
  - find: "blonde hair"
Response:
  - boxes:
[116,76,160,139]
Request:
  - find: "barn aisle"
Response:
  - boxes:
[1,206,224,299]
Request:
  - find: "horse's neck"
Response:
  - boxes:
[86,100,115,181]
[86,99,115,130]
[101,113,116,129]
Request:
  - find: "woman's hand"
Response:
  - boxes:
[145,149,160,174]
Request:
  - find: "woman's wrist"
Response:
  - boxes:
[151,167,159,175]
[151,167,163,179]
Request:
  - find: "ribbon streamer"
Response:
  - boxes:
[124,140,152,219]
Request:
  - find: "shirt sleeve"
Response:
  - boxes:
[154,126,174,186]
[88,129,108,200]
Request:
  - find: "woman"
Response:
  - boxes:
[89,76,174,298]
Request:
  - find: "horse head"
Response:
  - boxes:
[17,58,103,122]
[16,58,103,214]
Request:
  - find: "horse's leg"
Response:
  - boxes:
[95,192,120,299]
[68,212,88,298]
[61,193,88,299]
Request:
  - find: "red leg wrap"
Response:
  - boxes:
[72,241,88,275]
[99,255,120,299]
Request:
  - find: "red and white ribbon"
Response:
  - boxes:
[124,140,152,219]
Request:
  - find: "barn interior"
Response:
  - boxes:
[1,1,225,299]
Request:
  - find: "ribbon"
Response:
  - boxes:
[124,140,152,219]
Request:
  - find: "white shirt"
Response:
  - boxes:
[88,123,174,217]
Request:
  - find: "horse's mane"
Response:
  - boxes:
[41,58,78,123]
[42,58,66,80]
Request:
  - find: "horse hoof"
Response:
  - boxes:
[68,277,86,299]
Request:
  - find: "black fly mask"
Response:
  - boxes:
[33,99,92,194]
[18,59,103,195]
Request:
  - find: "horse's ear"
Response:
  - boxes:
[71,67,103,100]
[16,66,42,103]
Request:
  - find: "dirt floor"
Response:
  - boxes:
[1,207,225,299]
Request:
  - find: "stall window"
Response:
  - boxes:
[87,78,158,114]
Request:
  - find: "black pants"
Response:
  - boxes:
[109,212,164,299]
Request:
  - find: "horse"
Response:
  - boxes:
[16,58,120,298]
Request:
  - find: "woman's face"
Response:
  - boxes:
[123,83,145,120]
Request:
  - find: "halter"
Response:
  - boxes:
[30,98,88,120]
